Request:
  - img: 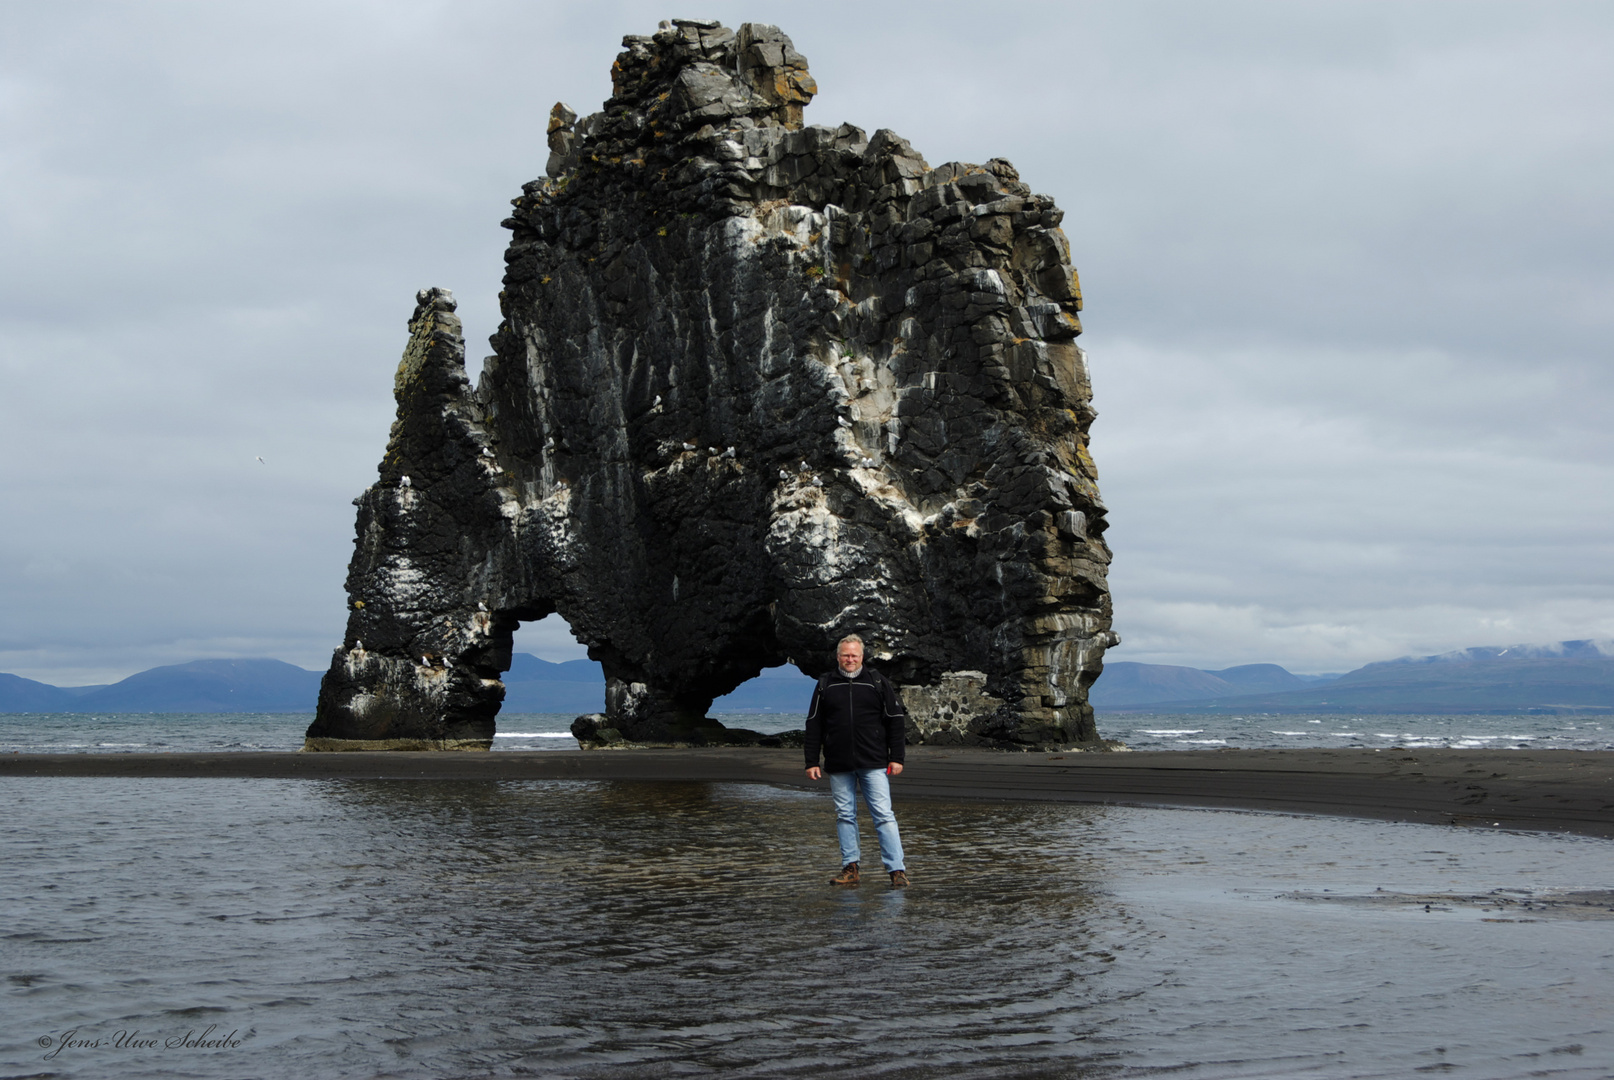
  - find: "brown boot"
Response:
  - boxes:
[889,870,909,888]
[830,862,860,886]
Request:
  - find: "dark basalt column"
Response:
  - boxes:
[306,19,1117,752]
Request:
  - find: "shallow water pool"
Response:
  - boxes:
[3,779,1610,1078]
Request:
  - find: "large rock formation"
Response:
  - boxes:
[304,19,1117,752]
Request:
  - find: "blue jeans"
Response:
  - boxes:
[829,768,905,873]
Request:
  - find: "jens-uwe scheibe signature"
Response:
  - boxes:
[38,1025,245,1058]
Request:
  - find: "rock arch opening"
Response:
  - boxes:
[712,662,818,717]
[511,613,591,665]
[500,615,605,717]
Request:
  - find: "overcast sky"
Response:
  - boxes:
[3,1,1610,684]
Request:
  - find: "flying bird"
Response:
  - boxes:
[255,455,265,465]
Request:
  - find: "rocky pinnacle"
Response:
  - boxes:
[304,19,1118,752]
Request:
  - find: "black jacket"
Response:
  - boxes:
[804,668,907,773]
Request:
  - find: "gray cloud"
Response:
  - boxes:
[2,1,1609,682]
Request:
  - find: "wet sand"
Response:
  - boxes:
[5,746,1612,837]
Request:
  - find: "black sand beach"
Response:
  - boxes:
[5,747,1611,838]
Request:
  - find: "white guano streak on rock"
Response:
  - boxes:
[413,662,449,696]
[845,468,924,538]
[378,555,431,612]
[765,487,846,586]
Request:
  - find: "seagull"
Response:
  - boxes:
[779,468,790,480]
[811,475,823,487]
[256,456,265,465]
[652,394,662,408]
[720,446,736,459]
[860,457,876,467]
[799,461,809,472]
[400,475,412,487]
[477,601,488,612]
[837,417,852,428]
[355,640,363,651]
[682,441,697,451]
[708,446,719,455]
[422,656,431,666]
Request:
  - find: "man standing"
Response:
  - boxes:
[804,634,909,887]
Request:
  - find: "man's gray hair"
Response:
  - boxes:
[837,633,864,650]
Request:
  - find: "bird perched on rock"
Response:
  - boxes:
[400,475,412,487]
[652,394,662,408]
[778,469,790,480]
[836,417,852,428]
[682,441,697,451]
[720,446,736,459]
[811,475,823,487]
[477,601,487,612]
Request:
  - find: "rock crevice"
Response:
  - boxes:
[305,19,1116,752]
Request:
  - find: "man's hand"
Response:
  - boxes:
[888,762,903,777]
[806,766,822,780]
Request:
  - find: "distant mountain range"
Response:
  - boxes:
[1093,640,1614,714]
[498,654,606,714]
[5,640,1610,715]
[1089,662,1339,706]
[0,654,818,715]
[0,659,324,713]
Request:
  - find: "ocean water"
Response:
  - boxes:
[0,713,804,754]
[2,779,1611,1079]
[2,710,1609,753]
[1100,711,1614,751]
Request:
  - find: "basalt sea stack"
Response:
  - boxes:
[305,19,1117,752]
